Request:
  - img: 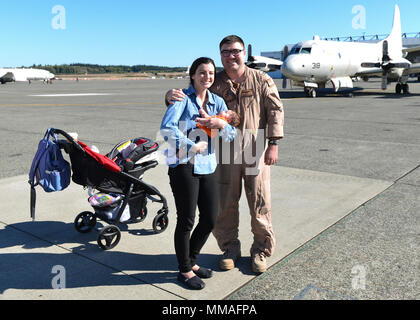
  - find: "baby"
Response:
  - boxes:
[196,109,240,138]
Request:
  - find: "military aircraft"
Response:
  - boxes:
[0,67,55,84]
[280,5,420,97]
[248,5,420,97]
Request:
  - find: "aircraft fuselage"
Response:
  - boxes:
[282,40,384,83]
[0,68,55,83]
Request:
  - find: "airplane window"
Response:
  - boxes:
[290,45,302,55]
[301,48,312,54]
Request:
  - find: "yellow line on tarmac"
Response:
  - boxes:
[0,97,311,106]
[280,97,309,101]
[0,101,160,107]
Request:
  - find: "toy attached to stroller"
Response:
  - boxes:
[54,129,169,250]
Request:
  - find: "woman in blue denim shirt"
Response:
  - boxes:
[160,57,236,290]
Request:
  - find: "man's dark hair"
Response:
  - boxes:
[219,35,245,50]
[189,57,216,87]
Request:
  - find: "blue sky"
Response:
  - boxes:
[0,0,418,68]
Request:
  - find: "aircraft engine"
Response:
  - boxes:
[361,40,411,90]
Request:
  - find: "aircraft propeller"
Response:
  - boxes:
[246,44,264,69]
[248,44,252,60]
[282,45,290,89]
[247,44,256,67]
[361,40,411,90]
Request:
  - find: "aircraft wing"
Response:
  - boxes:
[247,61,283,73]
[404,46,420,72]
[406,63,420,74]
[403,46,420,54]
[356,63,420,77]
[355,68,383,77]
[247,56,283,73]
[246,44,283,73]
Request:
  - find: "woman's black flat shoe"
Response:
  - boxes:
[177,273,205,290]
[193,267,213,279]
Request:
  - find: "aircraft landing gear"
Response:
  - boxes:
[304,87,317,98]
[396,83,401,94]
[395,83,409,95]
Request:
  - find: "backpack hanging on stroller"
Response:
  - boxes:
[37,128,169,250]
[29,128,71,221]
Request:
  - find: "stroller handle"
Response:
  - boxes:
[51,128,85,153]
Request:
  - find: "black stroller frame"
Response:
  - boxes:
[52,128,169,250]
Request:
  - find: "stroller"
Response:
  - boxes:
[52,128,169,250]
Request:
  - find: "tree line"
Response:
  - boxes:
[28,63,187,75]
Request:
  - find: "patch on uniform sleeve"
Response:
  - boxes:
[266,77,276,88]
[271,105,283,112]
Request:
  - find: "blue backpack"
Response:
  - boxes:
[29,128,71,220]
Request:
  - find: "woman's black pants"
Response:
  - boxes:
[169,164,219,273]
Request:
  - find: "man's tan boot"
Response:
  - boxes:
[219,249,241,271]
[251,249,267,273]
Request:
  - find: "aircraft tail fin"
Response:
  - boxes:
[383,5,402,60]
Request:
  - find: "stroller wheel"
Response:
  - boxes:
[152,212,168,234]
[74,211,97,233]
[97,225,121,250]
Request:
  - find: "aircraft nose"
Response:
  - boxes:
[282,55,310,80]
[281,55,300,78]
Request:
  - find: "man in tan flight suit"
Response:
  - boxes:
[166,35,284,273]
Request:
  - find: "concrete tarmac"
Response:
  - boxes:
[0,78,418,301]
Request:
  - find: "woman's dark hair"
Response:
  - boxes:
[189,57,216,87]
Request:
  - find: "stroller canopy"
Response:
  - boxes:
[78,141,121,173]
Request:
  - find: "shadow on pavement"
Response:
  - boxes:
[0,221,227,294]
